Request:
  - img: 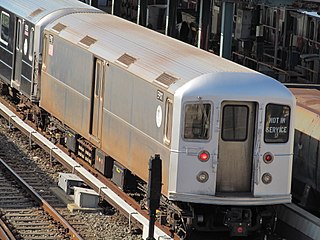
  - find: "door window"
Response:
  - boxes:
[164,98,173,145]
[222,105,248,141]
[95,60,101,96]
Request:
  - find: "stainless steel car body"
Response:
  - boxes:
[41,12,295,205]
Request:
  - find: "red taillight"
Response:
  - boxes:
[237,226,244,234]
[198,150,210,162]
[263,152,274,164]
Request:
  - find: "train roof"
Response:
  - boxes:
[298,10,320,18]
[0,0,98,24]
[290,88,320,114]
[290,88,320,139]
[45,12,260,94]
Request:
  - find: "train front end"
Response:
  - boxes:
[167,72,295,236]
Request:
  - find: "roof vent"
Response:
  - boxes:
[155,72,178,88]
[117,53,136,67]
[79,35,97,47]
[52,23,67,33]
[29,8,44,18]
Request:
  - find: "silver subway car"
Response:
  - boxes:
[39,11,295,237]
[0,0,100,100]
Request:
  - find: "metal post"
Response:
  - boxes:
[165,0,170,35]
[112,0,121,16]
[197,0,204,48]
[167,0,177,37]
[137,0,141,25]
[274,8,280,66]
[219,1,234,59]
[146,154,162,240]
[111,0,114,15]
[137,0,147,26]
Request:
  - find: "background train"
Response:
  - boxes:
[289,87,320,215]
[0,0,296,238]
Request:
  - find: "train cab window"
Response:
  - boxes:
[264,104,290,143]
[164,98,173,145]
[0,11,10,45]
[222,105,248,141]
[184,103,211,140]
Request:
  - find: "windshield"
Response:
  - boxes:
[184,103,211,140]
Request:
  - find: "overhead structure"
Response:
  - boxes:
[108,0,306,59]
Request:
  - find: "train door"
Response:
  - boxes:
[12,17,24,89]
[216,101,256,193]
[89,58,105,141]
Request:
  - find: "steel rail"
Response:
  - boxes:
[0,218,15,240]
[0,158,83,240]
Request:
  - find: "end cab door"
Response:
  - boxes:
[216,101,256,193]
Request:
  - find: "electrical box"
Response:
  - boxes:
[94,149,113,178]
[111,162,137,191]
[58,173,84,195]
[65,129,79,153]
[74,187,99,208]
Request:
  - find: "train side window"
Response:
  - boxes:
[264,104,290,143]
[16,20,21,50]
[0,11,10,46]
[222,105,248,141]
[184,103,211,140]
[164,98,173,145]
[28,27,34,61]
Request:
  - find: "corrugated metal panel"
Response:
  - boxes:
[0,0,98,23]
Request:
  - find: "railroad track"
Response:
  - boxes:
[0,96,167,239]
[0,90,173,240]
[0,157,81,240]
[0,122,145,240]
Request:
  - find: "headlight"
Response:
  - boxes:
[262,173,272,184]
[197,171,209,183]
